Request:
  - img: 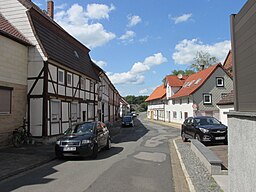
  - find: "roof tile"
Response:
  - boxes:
[145,84,166,102]
[171,64,221,99]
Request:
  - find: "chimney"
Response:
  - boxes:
[47,0,54,19]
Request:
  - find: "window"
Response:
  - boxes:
[71,103,77,120]
[67,73,72,86]
[180,111,182,119]
[203,93,212,105]
[51,100,60,122]
[216,77,224,87]
[180,99,182,104]
[172,100,175,105]
[58,69,64,85]
[187,98,190,104]
[80,78,85,89]
[0,87,12,114]
[194,78,202,85]
[173,111,177,119]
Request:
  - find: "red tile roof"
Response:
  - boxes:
[0,13,31,45]
[145,84,166,102]
[171,64,222,99]
[223,50,233,77]
[166,75,188,87]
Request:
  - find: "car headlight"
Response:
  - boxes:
[56,140,60,145]
[81,140,92,144]
[199,128,209,133]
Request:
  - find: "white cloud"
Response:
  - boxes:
[108,53,167,85]
[85,3,115,20]
[55,3,116,48]
[139,89,149,94]
[172,39,231,64]
[55,3,67,10]
[93,60,107,69]
[171,13,192,24]
[127,15,142,27]
[139,36,149,43]
[119,30,136,40]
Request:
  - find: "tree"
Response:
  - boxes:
[190,51,218,72]
[171,69,195,76]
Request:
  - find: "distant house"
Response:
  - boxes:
[145,84,166,121]
[0,0,101,138]
[229,0,256,191]
[119,97,130,117]
[164,74,188,122]
[217,51,234,126]
[0,13,31,145]
[170,64,233,124]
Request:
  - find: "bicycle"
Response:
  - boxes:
[12,120,32,147]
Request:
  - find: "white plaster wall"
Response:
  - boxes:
[62,102,69,122]
[48,64,57,81]
[30,98,43,136]
[228,115,256,192]
[165,97,193,123]
[217,105,234,126]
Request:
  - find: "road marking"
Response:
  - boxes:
[134,152,166,163]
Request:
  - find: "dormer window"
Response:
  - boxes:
[216,77,224,87]
[194,78,202,85]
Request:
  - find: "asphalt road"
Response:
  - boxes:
[0,114,180,192]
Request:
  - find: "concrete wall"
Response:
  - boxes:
[228,112,256,192]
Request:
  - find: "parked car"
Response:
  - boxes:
[55,121,111,159]
[122,116,134,127]
[181,116,228,144]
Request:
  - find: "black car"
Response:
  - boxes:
[55,121,111,159]
[181,116,228,144]
[122,116,134,127]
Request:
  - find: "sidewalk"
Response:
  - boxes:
[0,144,56,181]
[148,118,228,191]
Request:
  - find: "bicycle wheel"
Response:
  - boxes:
[12,132,22,147]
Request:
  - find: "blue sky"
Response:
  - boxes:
[35,0,247,96]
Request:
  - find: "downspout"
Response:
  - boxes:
[42,61,48,137]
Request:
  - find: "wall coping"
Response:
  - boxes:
[227,111,256,117]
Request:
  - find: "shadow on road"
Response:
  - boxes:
[112,117,149,144]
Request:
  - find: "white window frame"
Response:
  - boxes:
[51,100,61,122]
[58,69,64,85]
[203,93,212,105]
[173,111,177,119]
[67,72,72,87]
[71,103,78,120]
[216,77,224,87]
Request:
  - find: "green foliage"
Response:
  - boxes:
[171,69,195,76]
[190,51,218,71]
[124,95,148,112]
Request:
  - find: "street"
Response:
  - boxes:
[0,115,181,192]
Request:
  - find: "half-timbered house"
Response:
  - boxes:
[0,0,100,138]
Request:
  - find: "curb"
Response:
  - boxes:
[173,137,196,192]
[0,156,56,181]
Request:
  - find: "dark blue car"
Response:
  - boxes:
[181,116,228,144]
[55,121,111,159]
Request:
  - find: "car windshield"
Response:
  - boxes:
[123,116,132,122]
[195,117,221,125]
[65,122,95,134]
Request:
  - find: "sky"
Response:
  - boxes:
[35,0,247,96]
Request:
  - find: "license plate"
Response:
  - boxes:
[63,147,76,151]
[215,137,225,140]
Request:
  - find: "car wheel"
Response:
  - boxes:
[91,144,98,159]
[195,134,201,142]
[181,131,188,142]
[105,137,111,150]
